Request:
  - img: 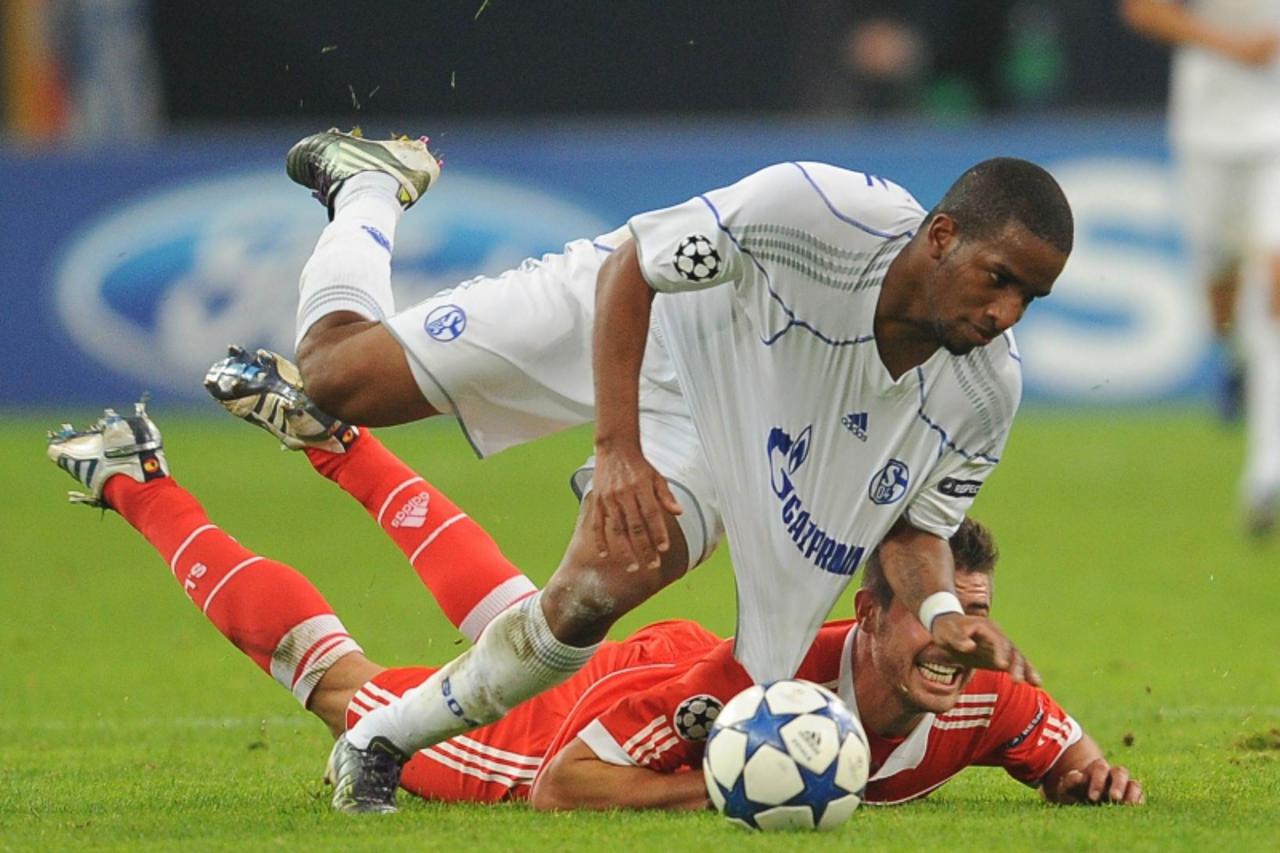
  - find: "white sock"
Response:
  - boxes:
[295,172,404,349]
[345,591,599,752]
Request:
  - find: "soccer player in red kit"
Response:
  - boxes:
[45,349,1141,811]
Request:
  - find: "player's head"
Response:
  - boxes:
[854,519,997,716]
[917,158,1072,355]
[928,158,1074,256]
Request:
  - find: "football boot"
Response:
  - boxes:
[46,398,169,508]
[286,127,440,216]
[204,346,359,453]
[324,733,406,814]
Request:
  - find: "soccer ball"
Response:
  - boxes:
[702,680,869,831]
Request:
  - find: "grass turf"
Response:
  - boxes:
[1,408,1278,850]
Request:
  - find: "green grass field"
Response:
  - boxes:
[2,408,1278,850]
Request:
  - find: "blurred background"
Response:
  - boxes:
[0,0,1209,408]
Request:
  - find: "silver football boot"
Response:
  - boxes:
[46,399,169,508]
[204,346,359,453]
[324,733,407,814]
[286,127,441,215]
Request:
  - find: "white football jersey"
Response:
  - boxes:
[629,162,1022,680]
[1165,0,1280,154]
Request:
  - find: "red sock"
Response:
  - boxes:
[306,435,536,641]
[344,666,434,730]
[104,475,362,706]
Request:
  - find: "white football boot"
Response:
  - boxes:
[204,346,359,453]
[46,399,169,508]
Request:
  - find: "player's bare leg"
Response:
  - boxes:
[287,128,444,427]
[294,313,437,425]
[1208,265,1246,421]
[1208,266,1239,336]
[540,495,691,645]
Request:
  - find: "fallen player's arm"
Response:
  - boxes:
[529,737,710,812]
[1039,733,1144,805]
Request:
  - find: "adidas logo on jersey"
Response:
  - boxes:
[391,493,430,528]
[841,411,869,441]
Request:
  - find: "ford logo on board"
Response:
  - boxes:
[53,168,609,395]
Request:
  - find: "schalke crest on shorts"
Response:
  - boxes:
[425,304,467,341]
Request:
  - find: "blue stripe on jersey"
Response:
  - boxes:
[790,162,916,240]
[592,242,615,254]
[696,193,877,349]
[915,367,1001,464]
[1001,331,1022,363]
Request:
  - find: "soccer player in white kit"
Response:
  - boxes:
[1123,0,1280,535]
[281,130,1072,811]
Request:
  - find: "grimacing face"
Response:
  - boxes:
[864,569,994,717]
[924,219,1066,356]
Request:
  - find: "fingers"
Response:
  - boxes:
[1106,765,1130,804]
[1057,769,1086,804]
[1102,765,1143,805]
[603,495,654,572]
[1086,761,1139,805]
[930,613,977,654]
[1086,761,1109,803]
[592,500,611,561]
[934,616,1040,684]
[1004,646,1040,686]
[655,476,684,517]
[591,476,683,571]
[1056,762,1144,806]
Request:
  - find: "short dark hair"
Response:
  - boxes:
[860,518,999,608]
[926,157,1073,255]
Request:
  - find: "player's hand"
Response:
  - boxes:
[931,613,1040,686]
[1051,759,1144,805]
[590,444,683,572]
[1225,32,1280,66]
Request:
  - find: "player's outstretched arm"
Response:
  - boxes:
[1040,734,1144,805]
[590,239,683,572]
[1120,0,1279,67]
[530,737,710,812]
[878,520,1039,685]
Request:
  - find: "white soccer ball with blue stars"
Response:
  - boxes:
[702,679,869,831]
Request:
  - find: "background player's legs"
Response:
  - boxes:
[1236,159,1280,537]
[1180,153,1248,419]
[343,497,689,755]
[1239,260,1280,535]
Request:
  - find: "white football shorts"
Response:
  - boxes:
[1178,150,1280,288]
[383,236,725,567]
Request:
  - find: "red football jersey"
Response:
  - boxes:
[350,619,1079,805]
[569,620,1081,804]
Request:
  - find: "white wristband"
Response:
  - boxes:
[918,591,964,630]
